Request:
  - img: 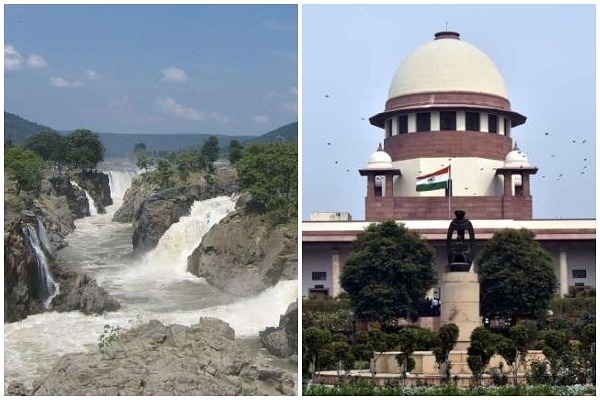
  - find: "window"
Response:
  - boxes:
[385,119,392,137]
[440,111,456,131]
[312,271,327,281]
[398,115,408,134]
[504,118,510,136]
[488,114,498,133]
[466,112,480,131]
[572,269,587,279]
[416,112,430,132]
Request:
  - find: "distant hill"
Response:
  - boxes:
[4,112,297,157]
[4,112,56,144]
[249,122,298,143]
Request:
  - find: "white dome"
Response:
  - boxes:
[388,32,507,100]
[504,146,531,168]
[365,146,393,170]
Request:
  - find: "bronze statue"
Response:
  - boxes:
[446,209,475,272]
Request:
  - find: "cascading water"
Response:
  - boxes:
[106,170,137,200]
[70,180,98,216]
[5,165,297,391]
[21,220,59,309]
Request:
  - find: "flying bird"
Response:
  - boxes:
[544,132,549,136]
[327,142,331,145]
[583,139,587,143]
[325,94,330,98]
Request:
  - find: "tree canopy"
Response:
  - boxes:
[25,131,66,162]
[65,129,105,171]
[340,220,437,326]
[228,139,243,165]
[200,135,220,164]
[5,146,46,195]
[476,228,557,321]
[236,140,297,219]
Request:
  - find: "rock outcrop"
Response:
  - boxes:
[3,212,120,323]
[131,183,237,255]
[4,172,119,323]
[112,173,153,223]
[187,206,297,297]
[73,171,112,213]
[259,301,298,359]
[28,318,296,396]
[50,270,120,315]
[4,218,46,322]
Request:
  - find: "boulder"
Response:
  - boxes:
[50,270,120,315]
[187,209,297,296]
[31,318,296,396]
[260,301,298,358]
[73,171,113,213]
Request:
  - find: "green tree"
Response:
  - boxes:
[340,220,436,327]
[395,328,420,384]
[5,146,46,195]
[236,141,297,219]
[25,131,67,162]
[149,159,174,188]
[136,154,151,172]
[433,323,460,383]
[65,129,105,172]
[303,327,332,380]
[228,139,244,165]
[132,142,146,158]
[476,228,557,321]
[505,324,533,384]
[467,326,498,386]
[200,135,220,164]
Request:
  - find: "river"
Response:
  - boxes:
[4,163,298,390]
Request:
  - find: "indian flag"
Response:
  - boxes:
[416,166,450,192]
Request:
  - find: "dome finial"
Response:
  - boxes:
[513,141,520,151]
[377,142,383,151]
[434,30,460,40]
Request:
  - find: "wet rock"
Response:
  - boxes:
[187,207,297,297]
[131,183,237,255]
[260,301,298,358]
[51,270,120,315]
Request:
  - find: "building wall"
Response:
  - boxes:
[365,195,532,221]
[302,239,595,297]
[391,157,505,197]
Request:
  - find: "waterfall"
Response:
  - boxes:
[107,170,137,200]
[126,196,238,282]
[70,180,98,216]
[21,221,59,308]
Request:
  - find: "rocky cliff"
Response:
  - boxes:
[12,317,296,396]
[4,173,119,323]
[115,168,239,256]
[73,171,113,213]
[187,205,297,297]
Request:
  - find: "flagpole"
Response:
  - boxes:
[448,165,452,219]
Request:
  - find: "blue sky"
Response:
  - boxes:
[4,4,297,135]
[302,4,596,220]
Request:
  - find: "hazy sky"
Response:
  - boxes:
[302,4,596,220]
[4,4,298,135]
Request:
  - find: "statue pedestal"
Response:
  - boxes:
[440,269,480,351]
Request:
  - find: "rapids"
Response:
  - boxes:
[4,165,298,390]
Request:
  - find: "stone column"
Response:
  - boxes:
[521,173,531,196]
[331,250,341,298]
[559,246,568,297]
[385,172,394,198]
[366,175,375,198]
[441,269,480,351]
[502,172,512,196]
